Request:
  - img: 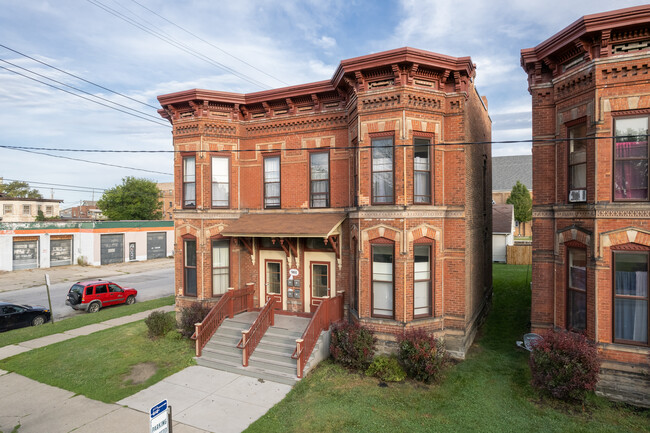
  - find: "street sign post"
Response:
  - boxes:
[150,399,171,433]
[44,274,54,324]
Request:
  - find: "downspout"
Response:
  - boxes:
[403,108,408,323]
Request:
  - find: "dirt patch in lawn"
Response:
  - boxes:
[123,362,157,385]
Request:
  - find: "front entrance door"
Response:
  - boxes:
[310,262,330,312]
[265,259,283,308]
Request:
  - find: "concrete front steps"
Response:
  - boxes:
[196,313,326,386]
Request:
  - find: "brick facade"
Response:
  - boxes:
[158,47,492,358]
[522,6,650,407]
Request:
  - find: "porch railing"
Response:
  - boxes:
[292,293,344,378]
[193,284,255,357]
[238,297,276,367]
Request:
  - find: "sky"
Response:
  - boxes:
[1,0,648,206]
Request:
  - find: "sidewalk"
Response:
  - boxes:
[0,257,174,293]
[0,305,292,433]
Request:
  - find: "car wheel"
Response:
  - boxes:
[88,302,101,313]
[32,315,46,326]
[126,295,135,305]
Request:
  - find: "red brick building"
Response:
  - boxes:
[522,6,650,406]
[158,47,492,358]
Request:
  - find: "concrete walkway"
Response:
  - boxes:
[0,305,293,433]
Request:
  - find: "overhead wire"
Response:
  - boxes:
[0,58,167,125]
[0,65,170,128]
[0,43,160,111]
[86,0,273,90]
[5,147,173,176]
[0,178,107,192]
[126,0,290,87]
[0,134,637,155]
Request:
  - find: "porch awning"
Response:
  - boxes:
[220,213,346,238]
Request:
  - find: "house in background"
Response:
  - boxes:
[492,155,532,237]
[157,182,174,221]
[522,5,650,407]
[60,200,104,220]
[0,195,63,222]
[158,47,492,363]
[492,204,514,263]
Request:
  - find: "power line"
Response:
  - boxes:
[86,0,272,90]
[1,178,107,192]
[0,43,160,110]
[0,58,165,124]
[0,65,170,128]
[127,0,290,87]
[0,134,636,155]
[4,147,173,176]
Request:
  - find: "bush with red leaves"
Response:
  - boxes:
[529,330,599,401]
[397,328,448,383]
[330,322,376,371]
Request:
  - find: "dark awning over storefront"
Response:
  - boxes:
[220,213,346,238]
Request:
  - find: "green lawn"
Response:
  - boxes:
[246,264,650,433]
[0,313,195,403]
[0,295,174,348]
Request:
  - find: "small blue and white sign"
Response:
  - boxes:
[150,399,169,433]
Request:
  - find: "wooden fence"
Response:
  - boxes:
[507,244,532,265]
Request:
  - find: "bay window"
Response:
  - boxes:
[614,117,648,201]
[414,138,431,204]
[184,238,197,296]
[568,123,586,201]
[567,248,586,331]
[372,243,394,318]
[414,244,432,317]
[614,251,648,345]
[372,137,394,204]
[212,240,229,296]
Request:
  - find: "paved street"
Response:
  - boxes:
[0,258,174,320]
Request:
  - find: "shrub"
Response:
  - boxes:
[366,355,406,382]
[145,311,176,338]
[179,303,212,338]
[397,328,448,383]
[529,329,599,401]
[330,322,376,371]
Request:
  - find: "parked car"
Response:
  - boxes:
[65,280,137,313]
[0,302,51,332]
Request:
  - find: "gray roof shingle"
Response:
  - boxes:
[492,155,532,192]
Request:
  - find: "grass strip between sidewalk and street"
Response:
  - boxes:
[0,312,195,403]
[0,296,174,348]
[245,264,650,433]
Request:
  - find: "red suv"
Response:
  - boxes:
[66,280,137,313]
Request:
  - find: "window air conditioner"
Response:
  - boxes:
[568,189,586,202]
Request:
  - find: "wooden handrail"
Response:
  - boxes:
[193,285,255,357]
[238,297,276,367]
[292,293,343,378]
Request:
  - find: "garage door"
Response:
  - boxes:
[13,239,39,270]
[50,238,72,267]
[147,232,167,259]
[100,234,124,265]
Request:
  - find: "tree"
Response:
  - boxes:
[97,177,162,220]
[506,180,532,235]
[0,181,42,198]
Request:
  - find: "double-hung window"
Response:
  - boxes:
[414,138,431,204]
[264,156,280,208]
[613,251,648,345]
[567,248,586,331]
[568,123,587,201]
[212,240,229,296]
[372,136,394,204]
[310,152,329,208]
[372,243,394,318]
[414,244,432,317]
[211,156,229,208]
[183,156,196,208]
[184,239,197,296]
[614,117,648,201]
